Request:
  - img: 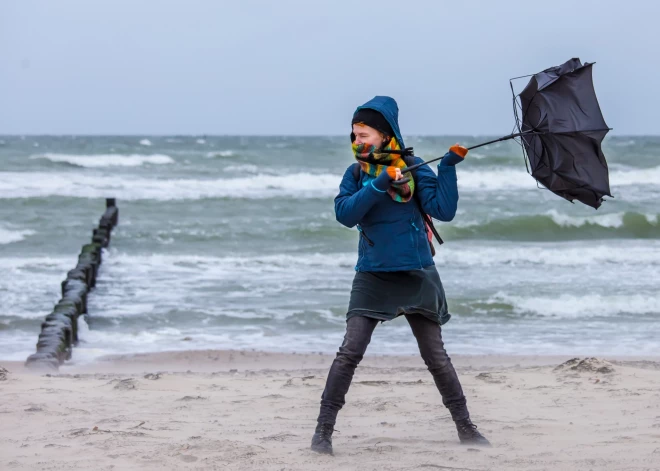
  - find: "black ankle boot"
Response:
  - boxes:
[455,418,491,446]
[311,422,334,455]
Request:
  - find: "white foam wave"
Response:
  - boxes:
[225,164,259,173]
[106,252,356,271]
[139,139,152,146]
[79,251,355,322]
[0,255,73,271]
[196,139,206,144]
[465,152,489,160]
[2,248,658,360]
[438,242,660,267]
[545,209,625,228]
[31,153,175,168]
[488,292,660,318]
[610,139,636,147]
[457,165,660,191]
[0,171,341,200]
[544,209,657,228]
[64,318,350,364]
[0,256,74,319]
[451,210,658,235]
[457,168,533,191]
[0,226,35,244]
[206,150,235,158]
[609,165,660,186]
[6,162,658,200]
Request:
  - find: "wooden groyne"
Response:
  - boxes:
[25,198,119,370]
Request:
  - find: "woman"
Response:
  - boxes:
[311,96,490,455]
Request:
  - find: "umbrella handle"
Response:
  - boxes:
[389,177,411,186]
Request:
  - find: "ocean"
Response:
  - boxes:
[1,135,658,363]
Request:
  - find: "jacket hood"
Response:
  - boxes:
[354,96,405,148]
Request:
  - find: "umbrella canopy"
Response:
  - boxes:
[517,58,612,208]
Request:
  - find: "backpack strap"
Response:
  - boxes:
[404,156,444,249]
[351,163,361,183]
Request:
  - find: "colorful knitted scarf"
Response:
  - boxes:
[352,137,414,203]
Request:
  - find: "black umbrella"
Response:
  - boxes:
[396,58,612,209]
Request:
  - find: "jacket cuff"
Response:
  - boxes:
[370,180,388,193]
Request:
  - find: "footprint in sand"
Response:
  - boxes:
[282,376,315,387]
[177,395,207,401]
[113,379,138,390]
[475,372,507,384]
[554,357,615,374]
[259,432,297,441]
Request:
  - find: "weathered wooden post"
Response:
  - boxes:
[25,198,119,370]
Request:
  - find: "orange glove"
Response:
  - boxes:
[386,167,402,180]
[449,144,468,158]
[440,143,468,166]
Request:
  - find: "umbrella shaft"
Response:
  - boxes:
[403,132,531,173]
[466,132,529,150]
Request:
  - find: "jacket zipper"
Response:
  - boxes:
[411,215,423,268]
[357,225,374,246]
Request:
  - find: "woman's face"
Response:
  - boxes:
[352,124,387,148]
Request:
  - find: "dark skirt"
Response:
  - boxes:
[347,265,451,325]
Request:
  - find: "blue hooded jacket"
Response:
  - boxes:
[334,96,459,272]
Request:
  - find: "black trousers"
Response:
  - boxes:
[317,314,469,425]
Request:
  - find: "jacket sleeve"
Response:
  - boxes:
[414,157,459,222]
[334,165,386,228]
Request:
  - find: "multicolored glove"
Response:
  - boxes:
[439,144,468,166]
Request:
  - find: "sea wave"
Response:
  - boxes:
[456,165,660,191]
[0,226,35,245]
[447,211,660,240]
[0,171,341,200]
[30,153,175,168]
[436,241,660,266]
[206,150,236,158]
[4,162,660,199]
[483,292,660,318]
[0,256,73,319]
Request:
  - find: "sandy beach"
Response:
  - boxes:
[2,351,660,470]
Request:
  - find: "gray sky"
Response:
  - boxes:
[1,0,658,135]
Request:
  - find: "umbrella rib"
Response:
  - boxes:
[548,128,612,134]
[510,81,531,175]
[509,72,536,81]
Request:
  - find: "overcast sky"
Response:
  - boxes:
[1,0,658,135]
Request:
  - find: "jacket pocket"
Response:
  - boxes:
[358,225,374,247]
[358,232,365,258]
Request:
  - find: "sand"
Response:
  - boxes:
[1,351,660,470]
